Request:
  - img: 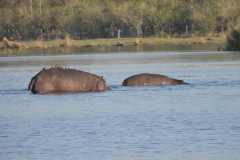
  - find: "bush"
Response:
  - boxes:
[226,28,240,50]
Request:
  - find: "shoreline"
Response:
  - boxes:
[0,36,226,54]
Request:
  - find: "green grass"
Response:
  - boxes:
[32,36,225,47]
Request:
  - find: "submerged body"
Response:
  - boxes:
[28,67,108,94]
[122,73,187,86]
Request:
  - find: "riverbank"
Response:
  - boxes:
[0,36,226,55]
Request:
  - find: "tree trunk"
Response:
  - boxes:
[39,0,42,15]
[30,0,33,17]
[117,29,121,40]
[137,21,143,37]
[185,24,189,35]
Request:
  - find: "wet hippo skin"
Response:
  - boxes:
[28,67,108,94]
[122,73,188,86]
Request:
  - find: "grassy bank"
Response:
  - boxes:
[0,36,226,53]
[24,36,226,48]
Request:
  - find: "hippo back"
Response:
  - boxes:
[122,73,187,86]
[28,67,107,94]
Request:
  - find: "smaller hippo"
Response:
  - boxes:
[122,73,188,86]
[28,67,108,94]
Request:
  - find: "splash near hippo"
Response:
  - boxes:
[122,73,188,86]
[28,67,108,94]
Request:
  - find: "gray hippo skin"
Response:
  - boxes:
[28,67,108,94]
[122,73,188,86]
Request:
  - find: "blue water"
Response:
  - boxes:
[0,51,240,160]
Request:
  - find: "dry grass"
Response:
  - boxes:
[1,35,226,51]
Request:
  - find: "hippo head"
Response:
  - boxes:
[96,77,108,91]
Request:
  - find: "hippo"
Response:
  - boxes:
[28,67,108,94]
[122,73,188,86]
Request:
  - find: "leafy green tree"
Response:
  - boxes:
[0,0,240,40]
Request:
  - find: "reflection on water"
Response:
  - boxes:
[0,51,240,160]
[1,51,240,68]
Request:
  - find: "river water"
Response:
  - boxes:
[0,50,240,160]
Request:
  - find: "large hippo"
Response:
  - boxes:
[122,73,188,86]
[28,67,108,94]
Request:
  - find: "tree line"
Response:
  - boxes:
[0,0,240,40]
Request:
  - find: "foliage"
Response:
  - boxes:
[226,19,240,50]
[0,0,239,40]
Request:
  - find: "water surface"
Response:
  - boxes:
[0,51,240,160]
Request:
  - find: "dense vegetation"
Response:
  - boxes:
[226,22,240,50]
[0,0,240,40]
